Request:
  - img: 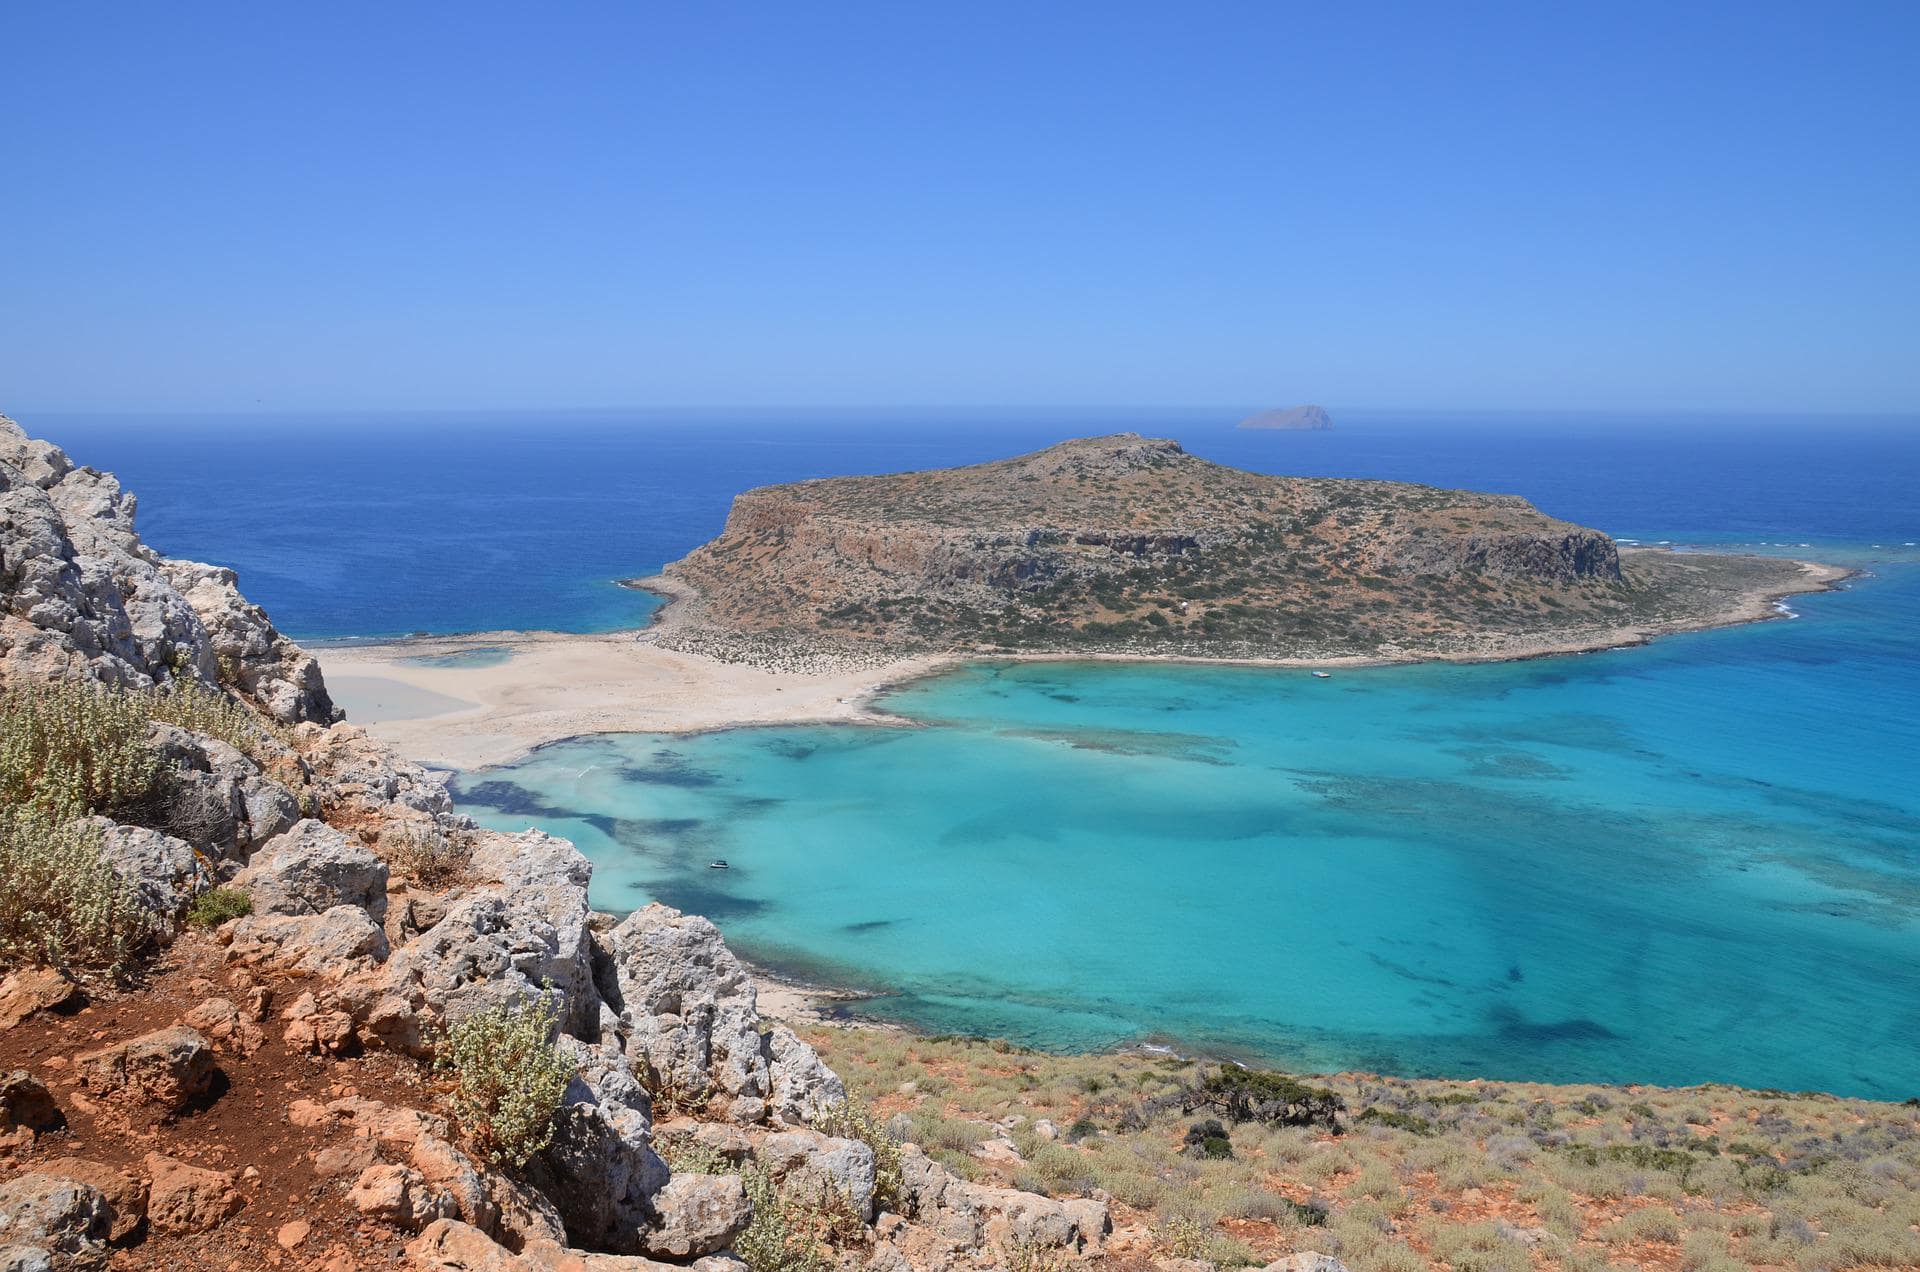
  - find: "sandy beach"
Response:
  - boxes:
[314,631,954,770]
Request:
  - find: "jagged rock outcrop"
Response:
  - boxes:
[0,414,337,724]
[607,905,845,1126]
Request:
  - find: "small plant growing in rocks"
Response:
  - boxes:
[813,1097,907,1213]
[383,822,473,889]
[186,886,253,929]
[734,1164,828,1272]
[435,993,576,1168]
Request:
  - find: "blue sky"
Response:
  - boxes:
[2,2,1915,413]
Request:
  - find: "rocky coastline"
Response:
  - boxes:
[0,415,1115,1271]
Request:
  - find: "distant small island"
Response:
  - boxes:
[1238,403,1334,430]
[641,433,1845,666]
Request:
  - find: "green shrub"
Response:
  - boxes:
[735,1164,828,1272]
[186,886,252,929]
[1357,1106,1435,1136]
[0,680,159,816]
[0,806,153,978]
[1182,1119,1234,1159]
[435,994,576,1168]
[1186,1065,1346,1129]
[813,1098,907,1213]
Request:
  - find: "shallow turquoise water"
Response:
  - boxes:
[457,555,1920,1099]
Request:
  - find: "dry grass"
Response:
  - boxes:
[805,1028,1920,1271]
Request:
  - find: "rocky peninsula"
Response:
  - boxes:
[647,434,1844,667]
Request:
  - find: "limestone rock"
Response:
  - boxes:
[348,1164,457,1229]
[141,1153,242,1234]
[0,415,338,726]
[226,905,389,980]
[0,1172,111,1269]
[182,997,266,1057]
[232,818,388,920]
[635,1173,751,1260]
[91,821,207,932]
[365,831,599,1051]
[406,1218,745,1271]
[74,1027,217,1112]
[1262,1256,1350,1272]
[759,1128,878,1222]
[609,904,843,1125]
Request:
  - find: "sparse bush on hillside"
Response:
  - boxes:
[0,679,161,816]
[0,805,154,978]
[1184,1065,1346,1130]
[145,677,291,762]
[435,994,576,1168]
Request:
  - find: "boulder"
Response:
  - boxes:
[1262,1256,1350,1272]
[365,831,599,1050]
[182,997,266,1057]
[25,1161,144,1243]
[405,1219,746,1270]
[226,905,389,979]
[0,1173,111,1269]
[347,1164,458,1229]
[92,821,206,932]
[0,1074,64,1136]
[233,818,387,920]
[636,1174,751,1260]
[142,1153,242,1234]
[759,1128,878,1222]
[529,1038,667,1251]
[608,904,843,1125]
[74,1027,217,1113]
[0,969,80,1030]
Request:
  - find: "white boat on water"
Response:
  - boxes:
[1311,671,1332,679]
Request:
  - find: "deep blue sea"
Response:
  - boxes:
[36,409,1920,1097]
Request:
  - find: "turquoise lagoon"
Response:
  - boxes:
[458,554,1920,1100]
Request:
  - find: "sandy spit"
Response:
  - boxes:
[312,554,1850,772]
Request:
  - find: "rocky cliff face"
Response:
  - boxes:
[0,416,1109,1271]
[0,415,335,724]
[659,433,1640,661]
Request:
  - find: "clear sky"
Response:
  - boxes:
[2,2,1915,414]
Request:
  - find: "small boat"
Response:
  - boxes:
[1311,671,1332,679]
[708,860,730,870]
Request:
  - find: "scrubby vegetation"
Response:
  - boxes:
[735,1163,830,1272]
[0,676,297,980]
[0,806,153,978]
[0,679,162,816]
[806,1028,1920,1271]
[382,821,474,888]
[435,994,576,1168]
[813,1096,908,1214]
[186,885,253,929]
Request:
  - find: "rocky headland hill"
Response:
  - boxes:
[649,434,1840,665]
[1237,405,1333,431]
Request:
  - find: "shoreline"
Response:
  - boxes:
[312,552,1852,771]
